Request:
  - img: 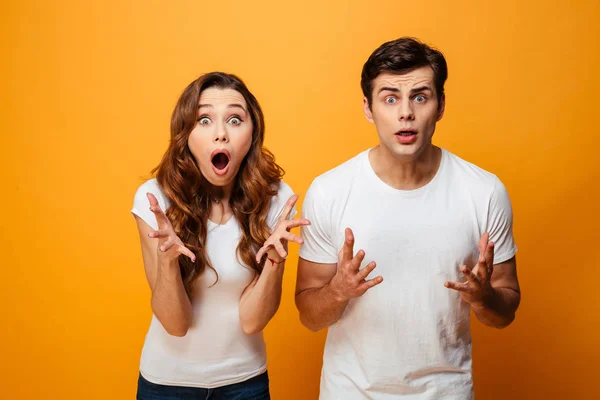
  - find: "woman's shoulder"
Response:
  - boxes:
[131,178,170,230]
[266,180,297,228]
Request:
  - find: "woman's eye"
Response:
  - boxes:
[229,117,242,126]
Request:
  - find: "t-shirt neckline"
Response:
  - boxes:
[362,147,447,197]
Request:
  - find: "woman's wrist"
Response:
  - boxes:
[266,256,286,266]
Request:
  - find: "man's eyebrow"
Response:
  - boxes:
[410,86,432,94]
[377,87,400,94]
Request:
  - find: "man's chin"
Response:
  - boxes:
[382,142,421,157]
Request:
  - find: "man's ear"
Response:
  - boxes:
[437,94,446,121]
[363,97,374,123]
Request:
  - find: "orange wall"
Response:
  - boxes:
[2,1,599,399]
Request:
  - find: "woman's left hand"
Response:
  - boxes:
[255,195,311,264]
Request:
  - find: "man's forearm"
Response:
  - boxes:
[295,283,349,332]
[472,287,520,328]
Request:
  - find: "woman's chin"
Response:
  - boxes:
[201,165,238,188]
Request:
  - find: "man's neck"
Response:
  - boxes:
[369,145,442,190]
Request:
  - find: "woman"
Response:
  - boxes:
[131,72,308,399]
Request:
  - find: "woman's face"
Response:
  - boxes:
[188,88,254,189]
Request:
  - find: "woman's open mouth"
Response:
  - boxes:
[211,149,231,176]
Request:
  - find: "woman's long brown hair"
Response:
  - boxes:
[153,72,283,296]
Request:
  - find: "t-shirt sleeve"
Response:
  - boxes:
[266,181,298,230]
[487,176,518,264]
[130,179,169,231]
[298,179,338,264]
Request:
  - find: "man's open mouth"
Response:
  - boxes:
[395,129,417,136]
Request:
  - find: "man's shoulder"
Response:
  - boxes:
[443,148,501,191]
[309,150,368,195]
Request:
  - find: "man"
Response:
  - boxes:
[295,37,520,399]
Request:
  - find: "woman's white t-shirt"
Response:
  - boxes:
[131,178,295,388]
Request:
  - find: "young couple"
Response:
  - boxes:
[131,37,520,400]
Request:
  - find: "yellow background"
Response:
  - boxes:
[2,1,599,399]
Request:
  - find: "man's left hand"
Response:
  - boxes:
[445,232,495,308]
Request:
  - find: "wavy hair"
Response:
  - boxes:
[153,72,283,296]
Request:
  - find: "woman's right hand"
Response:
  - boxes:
[146,193,196,265]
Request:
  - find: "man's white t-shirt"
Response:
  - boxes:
[131,178,295,388]
[299,148,517,400]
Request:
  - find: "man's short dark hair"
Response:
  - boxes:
[361,37,448,107]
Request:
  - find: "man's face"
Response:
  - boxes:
[364,66,445,160]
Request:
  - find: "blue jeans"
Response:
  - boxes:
[136,371,270,400]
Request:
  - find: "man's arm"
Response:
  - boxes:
[445,233,520,329]
[295,228,383,332]
[468,176,520,328]
[295,258,343,332]
[471,256,520,328]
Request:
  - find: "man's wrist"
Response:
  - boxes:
[327,278,348,303]
[470,287,496,311]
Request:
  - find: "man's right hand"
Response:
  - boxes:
[329,228,383,301]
